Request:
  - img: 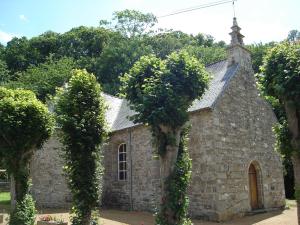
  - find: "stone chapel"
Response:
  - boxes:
[30,18,285,221]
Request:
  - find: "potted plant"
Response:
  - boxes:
[37,215,68,225]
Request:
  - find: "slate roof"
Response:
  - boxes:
[104,60,239,132]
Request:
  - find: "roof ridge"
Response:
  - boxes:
[102,92,124,100]
[205,59,227,68]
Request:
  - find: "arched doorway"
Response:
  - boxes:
[249,163,259,209]
[248,161,264,210]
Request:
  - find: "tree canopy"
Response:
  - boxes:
[0,87,54,225]
[260,41,300,224]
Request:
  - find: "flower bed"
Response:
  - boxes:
[37,215,67,225]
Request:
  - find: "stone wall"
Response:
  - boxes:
[29,63,285,221]
[197,65,285,221]
[102,126,160,211]
[30,134,71,208]
[102,64,285,221]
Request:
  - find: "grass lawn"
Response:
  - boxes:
[0,192,10,205]
[0,192,11,212]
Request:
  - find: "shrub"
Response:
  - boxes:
[9,194,36,225]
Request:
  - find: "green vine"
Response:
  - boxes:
[295,186,300,202]
[122,51,209,224]
[55,70,107,225]
[156,128,192,225]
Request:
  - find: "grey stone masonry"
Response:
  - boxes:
[30,133,71,208]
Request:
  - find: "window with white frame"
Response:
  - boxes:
[118,143,127,181]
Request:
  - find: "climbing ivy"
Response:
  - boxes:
[55,69,108,225]
[122,50,209,224]
[155,128,192,225]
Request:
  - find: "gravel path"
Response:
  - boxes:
[1,205,297,225]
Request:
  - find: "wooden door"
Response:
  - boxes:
[249,164,259,209]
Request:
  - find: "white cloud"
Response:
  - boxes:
[19,14,28,22]
[0,30,15,44]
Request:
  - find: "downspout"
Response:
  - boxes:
[129,128,133,211]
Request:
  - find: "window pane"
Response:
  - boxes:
[119,162,126,170]
[119,171,127,180]
[119,153,124,161]
[119,171,124,180]
[119,144,126,153]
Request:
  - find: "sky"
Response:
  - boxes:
[0,0,299,45]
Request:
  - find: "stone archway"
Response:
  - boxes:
[248,161,263,210]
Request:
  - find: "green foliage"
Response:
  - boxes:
[295,186,300,201]
[1,10,226,97]
[123,51,209,224]
[55,69,107,225]
[94,34,153,95]
[145,31,196,59]
[4,37,31,73]
[0,60,10,84]
[183,45,226,65]
[156,129,192,225]
[248,42,275,74]
[122,50,210,130]
[0,87,54,202]
[101,9,157,37]
[260,42,300,103]
[274,121,293,157]
[9,194,36,225]
[6,57,75,102]
[287,30,300,42]
[59,26,110,59]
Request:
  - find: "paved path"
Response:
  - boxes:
[99,207,297,225]
[3,205,294,225]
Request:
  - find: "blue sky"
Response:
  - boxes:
[0,0,299,45]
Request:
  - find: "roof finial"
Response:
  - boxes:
[232,0,236,18]
[229,17,244,46]
[227,16,251,68]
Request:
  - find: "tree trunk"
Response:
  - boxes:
[82,210,92,225]
[284,102,300,225]
[158,126,181,224]
[292,154,300,225]
[12,158,30,203]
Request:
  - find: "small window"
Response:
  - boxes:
[118,143,127,181]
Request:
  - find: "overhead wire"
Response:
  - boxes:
[158,0,236,18]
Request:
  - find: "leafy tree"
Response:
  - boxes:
[29,31,61,62]
[9,194,36,225]
[55,70,108,225]
[183,45,226,65]
[94,33,153,94]
[4,37,31,74]
[100,9,157,38]
[145,31,195,58]
[260,42,300,224]
[6,57,75,102]
[194,33,215,47]
[122,51,209,224]
[0,43,5,60]
[248,42,275,74]
[288,30,300,42]
[59,26,110,59]
[0,60,10,84]
[0,87,54,224]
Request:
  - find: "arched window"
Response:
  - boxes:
[118,143,127,181]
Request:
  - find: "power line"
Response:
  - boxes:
[158,0,236,18]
